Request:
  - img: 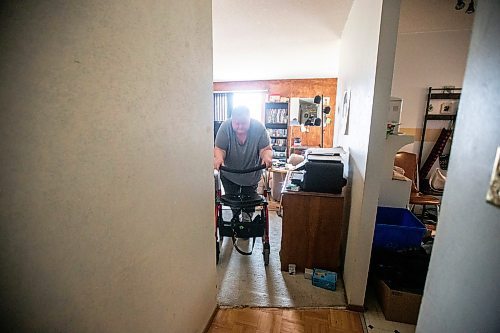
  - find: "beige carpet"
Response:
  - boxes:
[217,210,347,307]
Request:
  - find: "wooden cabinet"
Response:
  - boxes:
[280,181,345,272]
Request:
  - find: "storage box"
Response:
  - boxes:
[304,268,313,280]
[376,279,422,325]
[373,207,426,250]
[312,269,337,291]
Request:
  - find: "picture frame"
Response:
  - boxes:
[440,101,457,114]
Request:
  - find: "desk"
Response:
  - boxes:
[280,172,345,272]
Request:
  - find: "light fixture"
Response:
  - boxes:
[455,0,465,10]
[466,0,475,14]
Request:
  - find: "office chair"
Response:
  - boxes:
[394,152,441,223]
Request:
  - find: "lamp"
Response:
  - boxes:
[465,0,475,14]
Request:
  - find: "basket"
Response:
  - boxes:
[373,207,426,251]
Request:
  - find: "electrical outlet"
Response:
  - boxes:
[486,147,500,207]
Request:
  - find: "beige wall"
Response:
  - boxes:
[392,0,473,158]
[335,0,400,307]
[0,1,216,332]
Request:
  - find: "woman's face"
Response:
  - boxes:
[232,116,250,135]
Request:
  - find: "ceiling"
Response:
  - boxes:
[212,0,353,82]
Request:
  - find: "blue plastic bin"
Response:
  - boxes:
[373,207,426,250]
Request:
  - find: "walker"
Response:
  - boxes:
[214,164,270,265]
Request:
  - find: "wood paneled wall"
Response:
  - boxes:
[289,125,333,149]
[213,78,337,99]
[213,78,337,147]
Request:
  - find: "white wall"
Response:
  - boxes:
[335,0,400,306]
[212,0,353,81]
[392,0,473,156]
[416,1,500,331]
[0,1,216,332]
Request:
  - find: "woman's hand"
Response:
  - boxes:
[260,146,273,168]
[214,147,226,170]
[214,156,224,170]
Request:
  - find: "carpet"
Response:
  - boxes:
[216,210,347,307]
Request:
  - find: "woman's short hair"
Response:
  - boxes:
[231,105,250,119]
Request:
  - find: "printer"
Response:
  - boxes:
[295,147,347,194]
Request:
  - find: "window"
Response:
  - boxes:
[233,92,266,123]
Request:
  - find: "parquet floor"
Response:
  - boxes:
[207,307,364,333]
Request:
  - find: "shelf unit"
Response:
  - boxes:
[418,87,461,186]
[265,102,289,161]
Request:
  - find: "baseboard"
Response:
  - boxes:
[203,306,218,333]
[347,304,366,312]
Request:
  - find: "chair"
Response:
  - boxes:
[394,152,441,222]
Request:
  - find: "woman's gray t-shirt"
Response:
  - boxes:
[215,118,270,186]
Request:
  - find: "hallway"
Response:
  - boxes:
[217,210,347,307]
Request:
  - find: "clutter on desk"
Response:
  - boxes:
[293,147,347,194]
[287,171,304,192]
[304,147,347,158]
[290,171,304,183]
[272,159,286,168]
[287,153,305,166]
[285,183,300,192]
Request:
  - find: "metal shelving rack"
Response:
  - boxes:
[418,87,461,188]
[265,102,289,161]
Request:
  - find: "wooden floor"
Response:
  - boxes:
[207,307,364,333]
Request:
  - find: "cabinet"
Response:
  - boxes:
[265,102,289,161]
[280,172,345,272]
[418,87,461,189]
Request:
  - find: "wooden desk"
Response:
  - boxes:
[280,172,345,272]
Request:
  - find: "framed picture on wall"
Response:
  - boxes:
[342,90,351,135]
[440,101,457,114]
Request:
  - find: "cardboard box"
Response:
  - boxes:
[376,279,422,325]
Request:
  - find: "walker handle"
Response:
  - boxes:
[219,164,266,174]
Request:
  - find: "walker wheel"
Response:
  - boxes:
[216,241,220,265]
[263,243,270,266]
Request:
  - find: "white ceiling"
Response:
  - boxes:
[212,0,353,82]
